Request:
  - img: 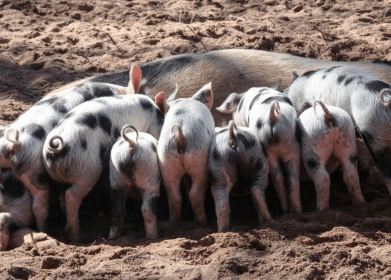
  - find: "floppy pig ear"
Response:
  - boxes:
[127,63,143,94]
[155,91,168,114]
[191,82,213,109]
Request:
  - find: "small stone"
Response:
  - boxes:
[37,239,59,250]
[246,28,257,35]
[293,5,304,13]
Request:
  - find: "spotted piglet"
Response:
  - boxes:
[298,100,365,211]
[109,125,160,240]
[209,121,270,232]
[285,66,391,195]
[0,169,34,251]
[157,83,215,225]
[217,87,302,214]
[0,64,143,233]
[42,92,165,242]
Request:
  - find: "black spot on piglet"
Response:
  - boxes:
[365,80,391,93]
[80,138,87,150]
[236,133,255,149]
[97,113,112,136]
[139,98,153,110]
[22,124,46,140]
[150,142,157,153]
[302,70,318,77]
[119,160,135,181]
[53,102,68,114]
[0,169,26,199]
[305,150,321,171]
[77,113,98,129]
[337,75,346,84]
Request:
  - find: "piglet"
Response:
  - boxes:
[298,100,365,211]
[0,64,143,233]
[157,83,215,225]
[209,121,270,232]
[42,93,165,242]
[109,125,160,240]
[285,66,391,195]
[217,87,302,214]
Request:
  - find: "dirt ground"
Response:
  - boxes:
[1,0,391,279]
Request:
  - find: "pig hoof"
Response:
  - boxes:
[290,208,303,214]
[196,218,208,226]
[352,197,366,204]
[108,227,120,240]
[145,233,158,239]
[260,217,274,224]
[218,226,230,233]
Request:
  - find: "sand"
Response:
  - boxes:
[1,0,391,279]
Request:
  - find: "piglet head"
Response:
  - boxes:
[216,92,243,114]
[191,82,213,110]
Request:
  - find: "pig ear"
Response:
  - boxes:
[292,71,299,82]
[216,92,239,114]
[155,91,168,114]
[192,82,213,109]
[127,64,143,94]
[270,79,281,91]
[166,83,179,103]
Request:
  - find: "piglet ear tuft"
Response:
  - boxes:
[191,82,213,109]
[127,63,143,94]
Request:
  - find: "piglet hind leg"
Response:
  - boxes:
[211,186,230,232]
[267,154,289,213]
[141,193,159,239]
[162,174,183,223]
[32,190,49,233]
[283,159,302,213]
[187,163,209,226]
[251,177,272,224]
[367,144,391,196]
[108,189,126,240]
[19,174,49,233]
[64,183,95,242]
[339,155,365,205]
[306,166,331,212]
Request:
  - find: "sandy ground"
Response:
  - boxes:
[1,0,391,279]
